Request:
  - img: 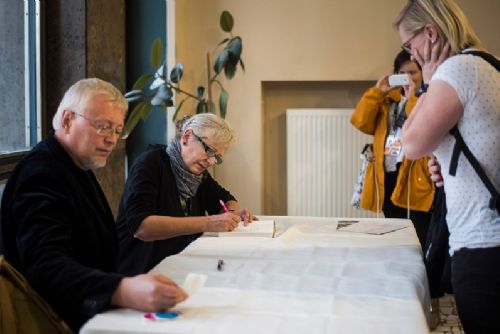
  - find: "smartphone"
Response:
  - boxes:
[389,74,409,86]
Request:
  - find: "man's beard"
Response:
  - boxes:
[81,157,107,170]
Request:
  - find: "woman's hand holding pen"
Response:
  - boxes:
[207,212,240,232]
[231,208,257,225]
[220,200,257,225]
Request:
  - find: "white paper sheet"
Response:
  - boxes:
[336,220,408,235]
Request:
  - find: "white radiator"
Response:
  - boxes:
[286,108,375,218]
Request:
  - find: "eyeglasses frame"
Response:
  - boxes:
[401,27,425,54]
[192,132,223,165]
[71,111,129,139]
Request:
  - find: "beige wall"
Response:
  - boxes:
[176,0,500,214]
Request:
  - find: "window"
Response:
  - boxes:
[0,0,42,182]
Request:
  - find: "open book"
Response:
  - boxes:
[205,220,276,238]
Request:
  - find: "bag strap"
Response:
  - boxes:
[448,51,500,214]
[449,126,499,214]
[460,50,500,71]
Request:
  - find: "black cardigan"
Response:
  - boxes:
[116,145,236,275]
[0,132,124,332]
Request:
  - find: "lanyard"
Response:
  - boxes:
[391,100,407,133]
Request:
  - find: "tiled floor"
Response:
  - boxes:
[431,294,464,334]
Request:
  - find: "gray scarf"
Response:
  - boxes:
[165,139,204,198]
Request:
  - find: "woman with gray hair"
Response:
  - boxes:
[395,0,500,332]
[116,113,255,275]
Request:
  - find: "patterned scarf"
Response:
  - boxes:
[165,139,204,198]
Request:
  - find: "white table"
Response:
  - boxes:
[81,216,430,334]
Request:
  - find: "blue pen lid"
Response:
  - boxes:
[155,311,181,319]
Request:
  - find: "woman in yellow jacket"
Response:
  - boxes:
[351,50,434,248]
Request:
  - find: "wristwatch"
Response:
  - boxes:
[416,83,429,97]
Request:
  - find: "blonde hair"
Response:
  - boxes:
[52,78,128,130]
[394,0,481,55]
[177,113,236,148]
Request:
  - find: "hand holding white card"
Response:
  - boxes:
[181,273,207,296]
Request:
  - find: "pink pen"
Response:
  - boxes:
[219,199,229,213]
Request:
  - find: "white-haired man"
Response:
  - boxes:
[0,78,187,332]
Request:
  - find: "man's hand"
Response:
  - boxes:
[111,274,188,312]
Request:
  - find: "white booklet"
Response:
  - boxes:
[336,220,407,235]
[205,220,276,238]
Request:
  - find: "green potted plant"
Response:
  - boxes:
[124,10,244,135]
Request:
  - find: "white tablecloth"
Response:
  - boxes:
[81,216,430,334]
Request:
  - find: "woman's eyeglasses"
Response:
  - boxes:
[401,27,424,54]
[193,133,223,164]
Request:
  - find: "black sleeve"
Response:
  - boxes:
[10,172,123,325]
[117,149,166,235]
[201,172,237,215]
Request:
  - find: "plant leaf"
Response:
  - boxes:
[227,52,239,67]
[124,101,147,135]
[239,58,245,72]
[126,95,145,104]
[151,85,173,106]
[132,74,153,90]
[214,49,229,74]
[196,100,207,114]
[197,85,205,98]
[124,89,144,98]
[170,63,184,83]
[140,103,153,120]
[150,38,163,69]
[219,89,228,119]
[172,98,188,121]
[227,37,242,58]
[151,96,162,106]
[224,62,236,80]
[149,77,165,90]
[155,64,165,78]
[210,101,216,114]
[220,11,233,32]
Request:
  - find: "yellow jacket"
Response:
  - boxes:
[350,87,434,213]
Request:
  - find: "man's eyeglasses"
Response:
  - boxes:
[193,133,223,164]
[72,111,129,139]
[401,27,424,54]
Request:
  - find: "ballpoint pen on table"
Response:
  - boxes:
[217,259,225,271]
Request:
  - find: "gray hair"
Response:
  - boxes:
[177,113,236,148]
[52,78,128,130]
[394,0,481,56]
